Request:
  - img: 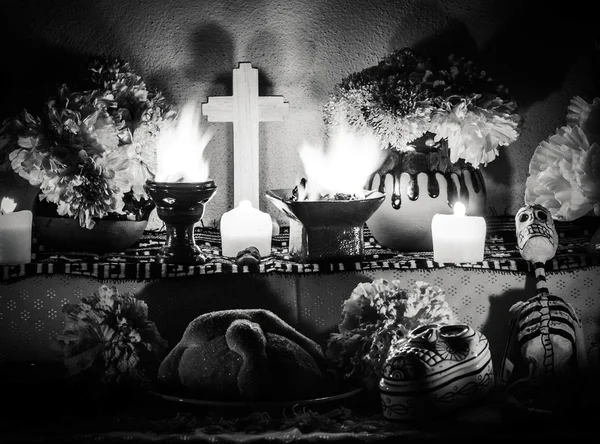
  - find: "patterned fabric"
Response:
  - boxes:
[1,216,598,282]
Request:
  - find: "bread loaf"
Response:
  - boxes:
[158,309,328,401]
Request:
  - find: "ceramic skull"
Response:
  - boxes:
[379,323,494,420]
[382,324,489,381]
[515,204,558,263]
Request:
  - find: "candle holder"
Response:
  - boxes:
[266,189,385,263]
[144,180,217,264]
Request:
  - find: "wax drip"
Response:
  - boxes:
[374,167,477,210]
[458,170,470,204]
[446,173,458,208]
[426,171,439,199]
[407,174,419,201]
[377,176,386,194]
[391,169,402,209]
[473,168,486,195]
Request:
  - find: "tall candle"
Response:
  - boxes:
[0,197,33,265]
[431,202,486,263]
[220,200,272,258]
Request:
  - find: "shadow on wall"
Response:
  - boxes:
[173,22,235,98]
[149,22,279,99]
[390,18,479,62]
[244,30,282,97]
[136,275,298,351]
[0,0,138,120]
[480,279,537,374]
[594,28,600,95]
[0,38,92,120]
[478,2,597,109]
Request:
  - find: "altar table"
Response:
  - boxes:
[0,360,599,443]
[1,216,599,374]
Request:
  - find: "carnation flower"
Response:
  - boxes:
[327,278,456,390]
[55,284,167,385]
[124,119,174,200]
[566,96,600,144]
[325,48,522,171]
[429,97,521,167]
[0,56,175,228]
[525,96,600,221]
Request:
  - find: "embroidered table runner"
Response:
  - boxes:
[1,216,599,282]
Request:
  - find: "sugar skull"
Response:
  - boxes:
[380,324,494,420]
[515,204,558,263]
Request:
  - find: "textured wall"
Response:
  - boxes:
[1,0,597,223]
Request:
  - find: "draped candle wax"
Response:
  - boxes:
[220,200,273,258]
[431,202,486,263]
[0,197,33,265]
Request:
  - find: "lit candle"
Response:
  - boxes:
[220,200,273,258]
[431,202,486,263]
[0,197,33,265]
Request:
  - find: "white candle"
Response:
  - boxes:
[431,202,486,263]
[220,200,273,258]
[0,197,33,265]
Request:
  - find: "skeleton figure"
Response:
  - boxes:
[502,204,587,410]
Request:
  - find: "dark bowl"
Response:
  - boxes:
[266,189,385,227]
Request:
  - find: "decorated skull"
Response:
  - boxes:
[379,323,494,420]
[381,324,489,382]
[515,204,558,263]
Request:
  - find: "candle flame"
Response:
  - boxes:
[454,202,466,216]
[297,124,386,200]
[0,197,16,215]
[155,102,212,182]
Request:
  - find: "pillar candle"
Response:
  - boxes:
[431,202,486,263]
[220,200,272,258]
[0,197,33,265]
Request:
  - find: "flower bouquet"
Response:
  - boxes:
[324,47,523,173]
[324,48,523,252]
[0,56,177,229]
[326,278,456,392]
[55,284,167,386]
[524,95,600,221]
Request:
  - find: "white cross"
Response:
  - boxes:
[202,62,289,209]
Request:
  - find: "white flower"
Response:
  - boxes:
[525,125,600,221]
[429,100,521,167]
[566,96,600,144]
[123,121,167,200]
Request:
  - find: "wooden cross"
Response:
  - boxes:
[202,62,289,209]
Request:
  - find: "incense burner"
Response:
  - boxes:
[380,324,494,421]
[266,188,384,263]
[145,180,217,264]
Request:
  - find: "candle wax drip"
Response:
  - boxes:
[426,171,440,199]
[369,167,485,211]
[406,174,419,201]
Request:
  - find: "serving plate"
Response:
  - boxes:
[150,385,363,409]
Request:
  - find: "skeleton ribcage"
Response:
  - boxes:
[516,294,578,375]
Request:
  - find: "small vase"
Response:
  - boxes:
[33,199,149,253]
[366,148,487,252]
